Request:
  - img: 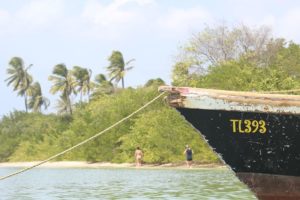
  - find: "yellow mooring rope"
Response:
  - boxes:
[0,92,166,181]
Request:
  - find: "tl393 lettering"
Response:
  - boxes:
[230,119,267,134]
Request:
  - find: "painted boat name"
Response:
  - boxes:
[230,119,267,134]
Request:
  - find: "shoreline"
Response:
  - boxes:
[0,161,225,170]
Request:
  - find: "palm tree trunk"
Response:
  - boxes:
[122,77,125,88]
[68,96,72,115]
[64,93,72,115]
[25,94,28,112]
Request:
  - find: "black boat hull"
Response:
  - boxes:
[177,107,300,199]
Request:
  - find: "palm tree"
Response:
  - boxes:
[56,94,69,115]
[5,57,33,112]
[94,73,114,95]
[48,64,75,115]
[72,66,93,102]
[107,51,134,88]
[27,82,50,112]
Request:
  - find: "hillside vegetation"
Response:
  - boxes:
[2,24,300,164]
[0,86,218,163]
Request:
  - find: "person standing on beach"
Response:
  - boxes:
[135,147,143,167]
[183,145,193,168]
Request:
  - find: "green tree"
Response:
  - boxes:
[72,66,93,102]
[93,73,114,96]
[54,95,69,115]
[107,50,134,88]
[271,42,300,79]
[144,78,165,87]
[0,86,220,164]
[197,60,299,91]
[27,82,50,112]
[117,108,218,163]
[5,57,33,112]
[0,111,71,162]
[172,24,299,91]
[48,64,75,115]
[181,24,274,68]
[172,62,201,86]
[173,24,284,85]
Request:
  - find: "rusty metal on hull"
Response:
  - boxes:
[237,173,300,200]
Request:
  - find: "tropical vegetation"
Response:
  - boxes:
[172,24,300,90]
[2,24,300,164]
[5,57,33,112]
[107,50,134,88]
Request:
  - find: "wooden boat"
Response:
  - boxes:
[159,86,300,200]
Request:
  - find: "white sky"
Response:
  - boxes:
[1,0,300,116]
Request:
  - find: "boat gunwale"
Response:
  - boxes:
[159,86,300,107]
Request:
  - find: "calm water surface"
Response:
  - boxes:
[0,167,257,200]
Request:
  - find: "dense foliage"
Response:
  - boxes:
[3,24,300,164]
[0,86,218,163]
[0,112,70,162]
[172,25,300,91]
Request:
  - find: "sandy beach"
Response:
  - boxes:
[0,161,225,169]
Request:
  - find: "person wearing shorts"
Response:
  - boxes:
[183,145,193,168]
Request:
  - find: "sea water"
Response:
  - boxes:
[0,167,257,200]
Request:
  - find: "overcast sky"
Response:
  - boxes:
[1,0,300,116]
